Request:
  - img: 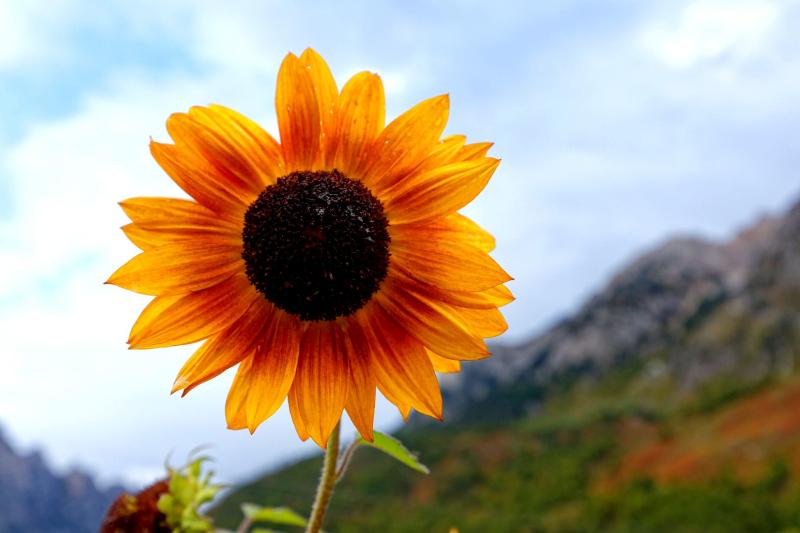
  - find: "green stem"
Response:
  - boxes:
[305,421,341,533]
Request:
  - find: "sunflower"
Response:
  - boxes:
[108,48,513,447]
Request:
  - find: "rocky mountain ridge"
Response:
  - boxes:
[0,429,120,533]
[440,198,798,422]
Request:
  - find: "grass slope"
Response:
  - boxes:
[213,369,800,532]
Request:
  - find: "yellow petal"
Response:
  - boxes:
[329,71,385,177]
[366,94,449,193]
[120,196,240,230]
[150,141,249,217]
[291,322,349,448]
[451,305,508,338]
[106,240,242,296]
[121,223,159,251]
[129,294,183,341]
[382,158,500,225]
[192,104,284,185]
[405,281,515,310]
[167,110,269,198]
[276,52,321,172]
[128,274,256,349]
[457,141,493,160]
[299,48,338,167]
[428,350,461,373]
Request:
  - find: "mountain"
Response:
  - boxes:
[0,429,121,533]
[213,197,800,532]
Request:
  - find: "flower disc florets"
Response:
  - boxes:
[242,169,390,321]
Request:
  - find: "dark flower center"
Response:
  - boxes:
[242,169,390,321]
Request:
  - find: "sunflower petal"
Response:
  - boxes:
[244,311,302,433]
[167,111,268,198]
[128,274,256,349]
[129,294,183,341]
[225,355,254,431]
[330,71,385,176]
[376,276,490,360]
[390,222,511,292]
[451,305,508,338]
[299,48,338,166]
[191,104,284,185]
[367,94,449,192]
[121,197,237,229]
[428,350,461,373]
[288,386,310,442]
[382,158,500,225]
[106,240,242,296]
[171,299,274,395]
[276,52,321,172]
[291,322,349,447]
[458,141,493,160]
[357,304,443,419]
[150,141,249,217]
[342,320,376,442]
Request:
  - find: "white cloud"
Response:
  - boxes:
[641,1,780,68]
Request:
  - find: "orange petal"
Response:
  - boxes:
[166,111,268,199]
[342,319,376,442]
[276,52,321,172]
[190,105,285,186]
[382,158,500,225]
[150,141,249,217]
[243,310,302,433]
[390,222,511,292]
[405,134,466,176]
[171,299,274,395]
[120,197,240,232]
[128,274,256,349]
[129,294,183,341]
[356,303,443,419]
[451,305,508,338]
[225,354,254,430]
[376,275,490,360]
[405,281,515,310]
[122,223,159,251]
[457,141,493,160]
[106,240,242,296]
[377,384,413,422]
[428,350,461,373]
[290,322,349,447]
[299,48,338,166]
[366,94,449,193]
[121,220,240,251]
[329,71,385,176]
[288,386,310,442]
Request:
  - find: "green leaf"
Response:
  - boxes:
[241,503,307,527]
[250,529,286,533]
[359,432,430,474]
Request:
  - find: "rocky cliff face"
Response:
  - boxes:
[441,198,800,422]
[0,430,120,533]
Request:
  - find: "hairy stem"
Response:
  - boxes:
[305,421,341,533]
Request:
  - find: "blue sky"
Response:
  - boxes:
[1,0,799,486]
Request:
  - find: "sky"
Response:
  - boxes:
[1,0,799,488]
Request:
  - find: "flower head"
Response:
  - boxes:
[108,48,513,447]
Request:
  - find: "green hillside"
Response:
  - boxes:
[213,361,800,532]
